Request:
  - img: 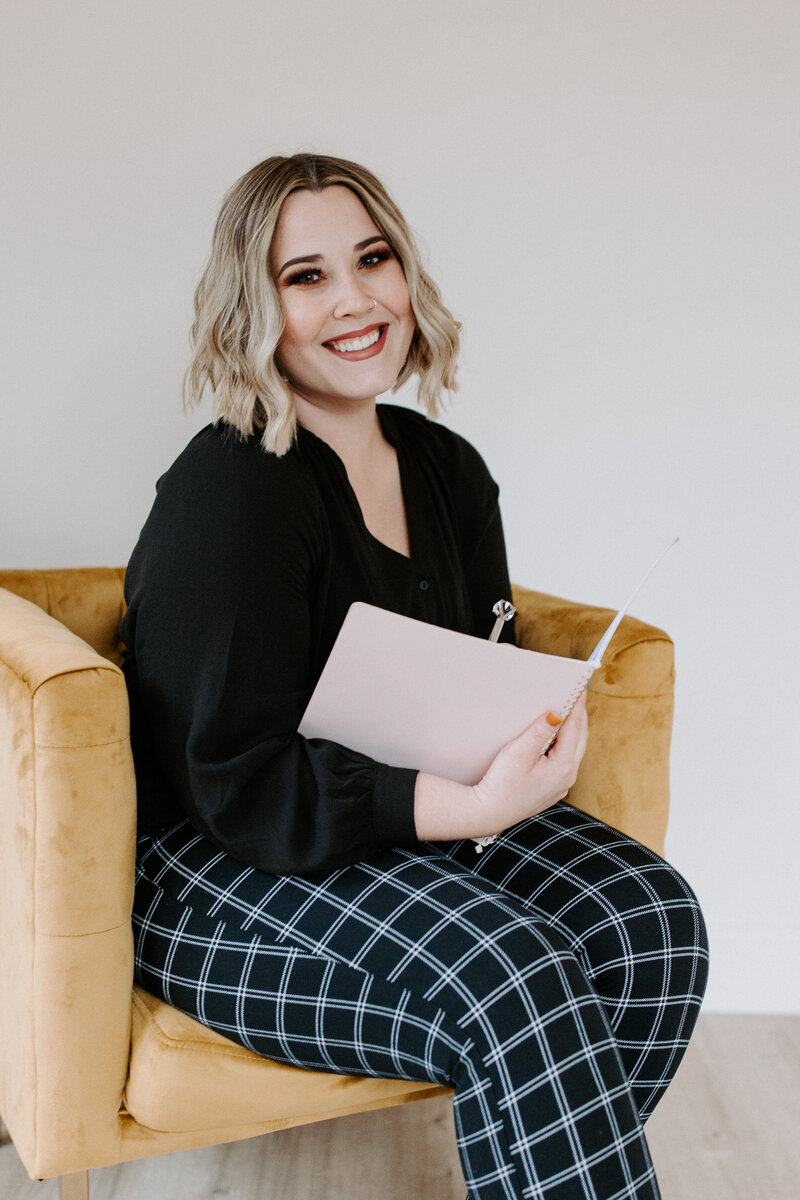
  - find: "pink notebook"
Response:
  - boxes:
[299,539,678,785]
[298,603,595,785]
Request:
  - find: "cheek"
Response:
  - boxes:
[278,297,316,352]
[373,260,411,315]
[388,272,414,322]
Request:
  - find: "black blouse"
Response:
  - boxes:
[121,404,515,877]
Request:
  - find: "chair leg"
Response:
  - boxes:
[0,1123,87,1197]
[59,1171,89,1200]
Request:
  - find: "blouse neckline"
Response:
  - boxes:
[296,406,417,564]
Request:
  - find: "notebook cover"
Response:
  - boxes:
[299,603,592,785]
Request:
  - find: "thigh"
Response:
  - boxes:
[443,800,702,922]
[134,820,662,1198]
[135,818,585,1019]
[133,859,461,1083]
[133,819,619,1135]
[438,800,709,1112]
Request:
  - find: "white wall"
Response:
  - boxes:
[3,0,798,1011]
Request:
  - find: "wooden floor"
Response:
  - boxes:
[2,1015,798,1198]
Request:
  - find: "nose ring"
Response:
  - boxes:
[370,298,377,311]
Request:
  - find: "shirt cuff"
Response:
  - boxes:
[372,764,420,849]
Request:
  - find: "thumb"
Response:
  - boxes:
[505,709,563,762]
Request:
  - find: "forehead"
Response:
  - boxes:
[271,186,380,262]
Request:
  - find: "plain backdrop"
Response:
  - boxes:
[2,0,798,1012]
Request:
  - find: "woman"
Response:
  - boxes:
[122,153,708,1200]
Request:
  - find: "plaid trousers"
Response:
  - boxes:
[133,802,708,1200]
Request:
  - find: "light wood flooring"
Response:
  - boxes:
[1,1015,798,1199]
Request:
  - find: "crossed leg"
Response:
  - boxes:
[440,802,709,1120]
[132,809,709,1199]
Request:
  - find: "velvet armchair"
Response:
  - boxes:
[0,567,674,1197]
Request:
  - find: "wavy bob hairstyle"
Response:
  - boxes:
[184,153,461,456]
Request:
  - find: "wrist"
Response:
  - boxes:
[414,772,498,842]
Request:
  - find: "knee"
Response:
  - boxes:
[651,860,710,992]
[435,914,598,1039]
[581,856,709,1010]
[634,857,708,964]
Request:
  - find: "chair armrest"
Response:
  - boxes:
[0,566,127,666]
[511,585,674,854]
[0,587,136,1177]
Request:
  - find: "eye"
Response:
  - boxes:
[360,247,393,269]
[285,266,323,287]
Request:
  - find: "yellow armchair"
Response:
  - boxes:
[0,568,674,1196]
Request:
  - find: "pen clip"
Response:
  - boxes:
[489,599,516,643]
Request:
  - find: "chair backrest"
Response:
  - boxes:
[0,566,126,664]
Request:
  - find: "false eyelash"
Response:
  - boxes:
[285,266,323,286]
[361,247,393,266]
[284,247,394,287]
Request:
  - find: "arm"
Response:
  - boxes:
[414,695,588,841]
[123,431,418,877]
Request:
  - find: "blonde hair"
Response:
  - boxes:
[184,153,461,456]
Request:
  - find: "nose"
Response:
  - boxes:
[331,270,374,319]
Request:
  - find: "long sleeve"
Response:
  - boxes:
[122,426,418,877]
[122,409,517,879]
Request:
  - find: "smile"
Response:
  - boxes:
[324,324,387,359]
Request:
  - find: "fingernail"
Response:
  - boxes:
[546,712,562,727]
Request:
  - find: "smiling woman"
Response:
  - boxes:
[184,153,460,457]
[270,187,416,416]
[122,152,708,1200]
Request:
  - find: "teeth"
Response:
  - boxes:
[328,327,382,353]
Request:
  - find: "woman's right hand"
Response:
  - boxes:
[413,692,589,843]
[468,691,589,837]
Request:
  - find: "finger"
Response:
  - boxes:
[503,705,566,763]
[547,696,589,765]
[507,693,588,763]
[505,709,565,760]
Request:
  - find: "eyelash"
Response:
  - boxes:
[285,247,393,287]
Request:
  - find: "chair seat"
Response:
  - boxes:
[125,986,447,1134]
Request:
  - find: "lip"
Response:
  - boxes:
[323,323,388,361]
[324,321,383,344]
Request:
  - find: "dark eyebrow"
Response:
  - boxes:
[276,235,389,278]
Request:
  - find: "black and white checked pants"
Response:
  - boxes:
[133,802,708,1199]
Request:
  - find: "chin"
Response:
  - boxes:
[325,366,403,402]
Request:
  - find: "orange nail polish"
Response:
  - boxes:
[546,712,562,727]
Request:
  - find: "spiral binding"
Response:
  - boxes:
[561,665,595,716]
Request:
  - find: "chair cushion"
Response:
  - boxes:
[125,986,444,1133]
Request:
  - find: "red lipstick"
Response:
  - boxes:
[323,323,388,361]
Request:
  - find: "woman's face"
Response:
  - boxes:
[270,186,415,411]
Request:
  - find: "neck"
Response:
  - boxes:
[294,394,385,470]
